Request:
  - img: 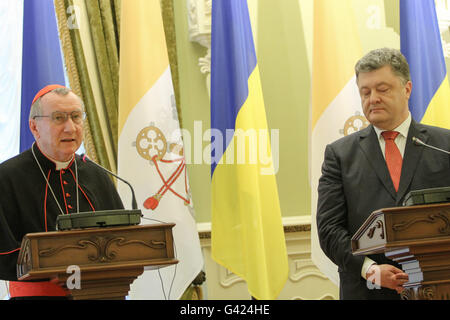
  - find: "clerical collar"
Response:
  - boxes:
[33,143,74,170]
[54,158,74,170]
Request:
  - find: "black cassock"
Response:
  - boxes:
[0,143,124,280]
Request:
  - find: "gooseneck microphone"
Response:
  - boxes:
[81,154,138,210]
[412,137,450,155]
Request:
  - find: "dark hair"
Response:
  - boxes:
[355,48,410,84]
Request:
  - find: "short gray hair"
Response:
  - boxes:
[29,87,84,120]
[355,48,410,84]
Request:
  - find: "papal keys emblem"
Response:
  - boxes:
[135,125,190,210]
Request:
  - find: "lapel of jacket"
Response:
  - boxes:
[359,125,397,201]
[396,120,427,203]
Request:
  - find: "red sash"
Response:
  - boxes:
[9,281,69,298]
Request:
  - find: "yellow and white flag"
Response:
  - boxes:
[310,0,365,285]
[118,0,203,299]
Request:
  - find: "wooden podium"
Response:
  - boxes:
[16,224,178,300]
[352,202,450,300]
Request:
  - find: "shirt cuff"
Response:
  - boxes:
[361,257,376,279]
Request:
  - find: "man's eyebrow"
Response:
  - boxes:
[359,82,391,90]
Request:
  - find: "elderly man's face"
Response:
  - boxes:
[29,91,84,162]
[357,65,412,131]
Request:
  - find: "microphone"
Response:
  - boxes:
[81,154,138,210]
[412,137,450,155]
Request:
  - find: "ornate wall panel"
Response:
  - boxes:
[198,217,339,300]
[186,0,211,94]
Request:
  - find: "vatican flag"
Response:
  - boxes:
[118,0,203,299]
[310,0,365,285]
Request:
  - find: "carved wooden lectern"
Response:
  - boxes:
[352,202,450,300]
[16,224,177,300]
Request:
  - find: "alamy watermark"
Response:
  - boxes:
[66,265,81,290]
[67,5,80,30]
[161,121,280,175]
[366,268,381,290]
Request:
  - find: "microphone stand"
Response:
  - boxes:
[81,154,138,210]
[412,137,450,155]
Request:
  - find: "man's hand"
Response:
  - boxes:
[366,264,409,293]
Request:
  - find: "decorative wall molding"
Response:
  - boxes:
[197,215,312,239]
[219,268,246,288]
[186,0,212,94]
[436,0,450,58]
[290,254,330,283]
[197,216,339,300]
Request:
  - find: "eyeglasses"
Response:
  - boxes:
[33,111,86,125]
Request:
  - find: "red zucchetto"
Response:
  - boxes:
[31,84,67,105]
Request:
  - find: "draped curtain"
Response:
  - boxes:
[54,0,120,171]
[161,0,182,126]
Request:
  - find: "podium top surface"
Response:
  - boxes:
[24,223,175,239]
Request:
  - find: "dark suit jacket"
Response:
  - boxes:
[316,120,450,300]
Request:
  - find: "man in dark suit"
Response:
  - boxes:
[316,48,450,300]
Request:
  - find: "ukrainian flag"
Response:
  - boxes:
[400,0,450,129]
[210,0,288,300]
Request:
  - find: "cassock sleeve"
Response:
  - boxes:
[0,202,21,280]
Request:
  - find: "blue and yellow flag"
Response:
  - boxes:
[20,0,66,152]
[210,0,288,300]
[400,0,450,129]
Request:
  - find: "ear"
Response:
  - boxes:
[29,119,40,139]
[405,80,412,99]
